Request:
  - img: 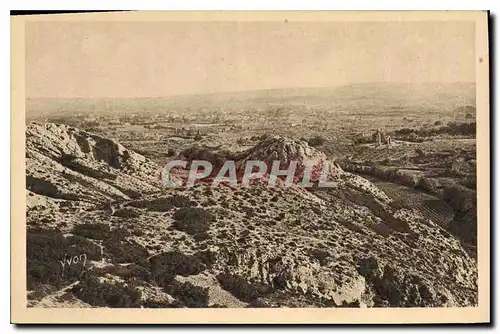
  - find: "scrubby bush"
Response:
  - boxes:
[103,236,149,267]
[308,135,326,147]
[441,185,476,212]
[165,281,210,308]
[416,177,440,194]
[150,251,209,286]
[166,148,177,157]
[65,235,102,261]
[71,274,142,308]
[178,147,227,170]
[310,249,330,266]
[217,273,272,302]
[250,134,270,142]
[172,207,214,235]
[72,223,110,240]
[27,229,94,290]
[393,170,420,187]
[27,229,69,289]
[112,207,141,218]
[449,207,477,245]
[371,166,397,182]
[394,128,415,135]
[459,176,477,190]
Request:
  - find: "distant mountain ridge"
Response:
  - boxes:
[27,82,475,118]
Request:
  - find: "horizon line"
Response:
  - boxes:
[26,81,476,100]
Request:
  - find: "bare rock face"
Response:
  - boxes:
[26,123,162,203]
[26,124,477,308]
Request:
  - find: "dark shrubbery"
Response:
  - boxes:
[27,229,69,289]
[393,170,420,187]
[150,251,209,286]
[309,249,330,266]
[416,177,440,194]
[250,134,270,142]
[441,185,476,212]
[166,148,177,157]
[449,207,477,245]
[393,122,476,139]
[459,176,477,190]
[27,229,93,290]
[178,147,227,170]
[165,281,210,308]
[65,235,102,261]
[217,273,272,303]
[72,223,110,240]
[172,207,214,236]
[103,236,149,267]
[71,274,142,308]
[308,135,326,147]
[112,207,141,218]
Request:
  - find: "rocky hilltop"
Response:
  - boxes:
[26,123,477,308]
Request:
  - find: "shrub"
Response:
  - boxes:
[103,236,149,267]
[310,249,330,266]
[459,176,477,190]
[112,207,141,218]
[394,170,419,187]
[441,185,476,212]
[65,235,102,261]
[27,229,69,289]
[150,251,208,286]
[308,135,326,147]
[165,281,210,308]
[172,207,214,235]
[72,223,110,240]
[449,207,477,244]
[217,273,272,302]
[166,148,177,157]
[27,229,94,290]
[179,147,227,170]
[417,177,440,194]
[71,274,142,308]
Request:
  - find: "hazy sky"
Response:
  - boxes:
[25,21,476,98]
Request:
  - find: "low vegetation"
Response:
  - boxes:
[172,207,214,236]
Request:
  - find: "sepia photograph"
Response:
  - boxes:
[11,10,490,324]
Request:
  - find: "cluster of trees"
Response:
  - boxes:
[394,122,476,138]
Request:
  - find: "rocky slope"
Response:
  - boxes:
[26,123,477,308]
